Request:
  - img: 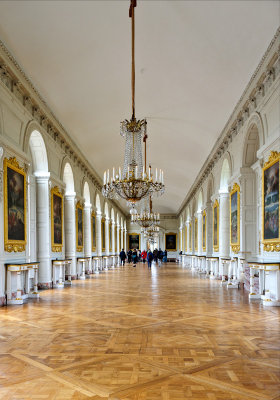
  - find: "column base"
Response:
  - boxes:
[262,299,280,307]
[29,292,40,298]
[249,293,261,300]
[8,298,23,305]
[38,282,52,290]
[210,275,216,280]
[79,275,86,280]
[54,282,64,289]
[64,280,72,286]
[227,282,239,289]
[220,280,227,286]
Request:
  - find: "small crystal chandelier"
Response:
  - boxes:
[102,0,165,208]
[131,196,159,228]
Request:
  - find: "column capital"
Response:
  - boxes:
[33,171,50,180]
[65,191,76,198]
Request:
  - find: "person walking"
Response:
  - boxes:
[132,249,138,267]
[127,249,132,263]
[147,250,153,269]
[163,250,167,263]
[141,249,147,263]
[158,248,163,267]
[153,248,158,264]
[119,249,126,266]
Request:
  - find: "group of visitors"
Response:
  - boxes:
[119,248,168,268]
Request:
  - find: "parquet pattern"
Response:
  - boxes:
[0,263,279,399]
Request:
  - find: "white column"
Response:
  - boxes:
[117,224,120,253]
[219,191,230,258]
[96,212,102,256]
[206,201,212,257]
[105,218,110,256]
[84,203,92,272]
[186,220,190,254]
[124,229,127,252]
[120,227,124,249]
[34,173,51,287]
[197,211,202,256]
[179,228,183,252]
[111,222,115,255]
[64,193,77,277]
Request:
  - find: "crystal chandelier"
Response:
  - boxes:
[102,0,165,208]
[131,196,159,228]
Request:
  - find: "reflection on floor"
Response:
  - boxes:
[0,262,279,399]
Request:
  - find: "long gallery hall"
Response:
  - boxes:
[0,0,280,399]
[1,263,279,399]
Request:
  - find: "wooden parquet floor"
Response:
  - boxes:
[0,263,279,400]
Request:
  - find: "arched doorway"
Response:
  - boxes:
[241,123,260,259]
[29,130,50,287]
[62,162,76,278]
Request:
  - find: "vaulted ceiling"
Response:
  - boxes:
[0,1,278,213]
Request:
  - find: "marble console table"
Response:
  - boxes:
[6,262,40,305]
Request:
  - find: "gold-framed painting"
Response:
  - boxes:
[114,225,117,252]
[185,225,188,252]
[230,183,240,253]
[51,186,63,252]
[195,218,198,251]
[109,222,112,252]
[101,218,106,252]
[76,201,83,252]
[202,210,206,251]
[189,222,192,251]
[91,211,96,252]
[128,233,139,250]
[3,157,26,252]
[179,230,182,251]
[165,233,177,251]
[262,151,280,252]
[213,199,219,252]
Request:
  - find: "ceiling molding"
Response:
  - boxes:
[0,39,128,217]
[177,27,280,217]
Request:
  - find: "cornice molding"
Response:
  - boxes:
[0,39,127,218]
[177,27,280,217]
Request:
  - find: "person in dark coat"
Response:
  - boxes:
[127,249,132,263]
[158,248,163,267]
[147,250,153,269]
[119,249,126,266]
[163,250,167,263]
[132,249,138,267]
[153,248,158,264]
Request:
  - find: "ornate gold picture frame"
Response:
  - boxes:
[165,233,177,251]
[262,151,280,252]
[202,210,206,251]
[51,186,63,252]
[230,183,240,253]
[101,218,106,252]
[213,199,219,252]
[128,233,139,250]
[4,157,26,252]
[76,201,83,252]
[91,211,96,252]
[195,218,198,251]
